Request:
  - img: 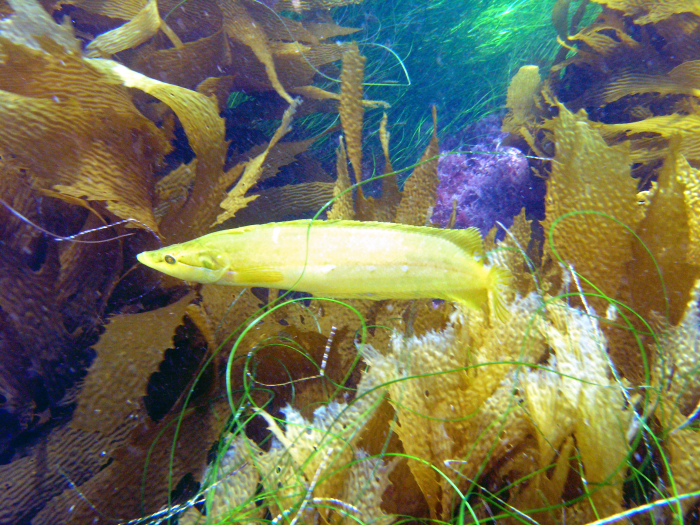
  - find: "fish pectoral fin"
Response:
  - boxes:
[235,267,284,284]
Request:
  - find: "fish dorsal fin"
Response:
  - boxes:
[219,220,486,258]
[289,219,486,257]
[440,227,485,257]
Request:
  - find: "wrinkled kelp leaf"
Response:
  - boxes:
[305,20,359,40]
[503,65,541,134]
[243,349,394,525]
[72,291,196,434]
[0,161,124,477]
[83,0,162,57]
[592,0,700,24]
[55,213,124,332]
[487,208,539,297]
[0,0,78,52]
[242,0,318,44]
[134,30,232,90]
[0,239,73,436]
[62,0,147,18]
[232,181,336,224]
[628,140,700,326]
[214,100,299,225]
[0,422,124,524]
[598,113,700,161]
[220,0,293,103]
[154,160,197,222]
[337,42,393,221]
[157,0,224,39]
[327,136,355,220]
[363,297,545,520]
[542,102,643,313]
[179,434,264,525]
[350,113,402,223]
[196,74,238,108]
[28,287,227,523]
[539,302,633,520]
[0,38,169,232]
[339,42,366,185]
[86,59,227,240]
[394,106,439,226]
[34,398,229,524]
[653,281,700,515]
[244,133,322,183]
[603,61,700,104]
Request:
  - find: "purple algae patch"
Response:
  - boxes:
[432,115,544,234]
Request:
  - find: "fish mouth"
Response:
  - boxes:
[136,251,155,267]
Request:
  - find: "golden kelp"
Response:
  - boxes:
[327,137,355,220]
[484,4,700,520]
[0,157,120,470]
[181,345,394,525]
[339,42,366,185]
[502,65,543,154]
[82,0,164,58]
[394,106,439,226]
[213,101,300,225]
[505,300,636,524]
[628,140,700,326]
[0,0,364,243]
[0,39,168,232]
[71,291,196,433]
[33,400,229,524]
[0,422,125,524]
[134,31,232,91]
[374,113,402,222]
[593,0,700,24]
[602,61,700,104]
[231,181,336,224]
[542,102,643,314]
[363,297,545,520]
[652,281,700,515]
[220,0,293,104]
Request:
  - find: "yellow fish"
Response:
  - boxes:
[137,220,511,321]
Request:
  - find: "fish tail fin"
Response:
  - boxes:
[488,265,512,323]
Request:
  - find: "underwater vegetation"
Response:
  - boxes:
[0,0,700,524]
[431,114,544,234]
[339,0,573,163]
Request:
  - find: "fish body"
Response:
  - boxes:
[137,220,511,320]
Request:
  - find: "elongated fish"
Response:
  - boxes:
[137,220,511,321]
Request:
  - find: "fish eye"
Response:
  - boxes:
[164,254,176,265]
